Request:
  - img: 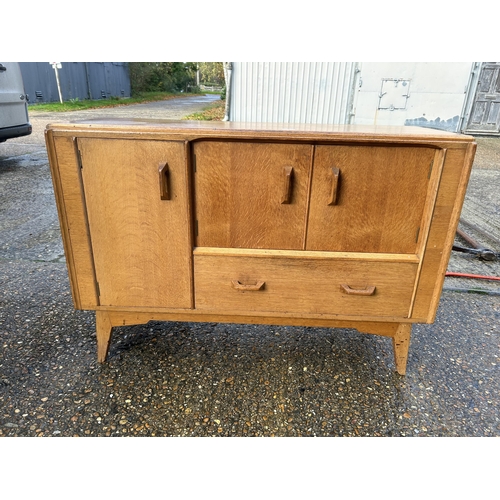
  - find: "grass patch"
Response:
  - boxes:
[28,92,201,113]
[184,99,226,121]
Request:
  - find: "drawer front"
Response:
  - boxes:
[194,254,418,319]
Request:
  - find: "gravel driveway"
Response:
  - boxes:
[0,97,499,439]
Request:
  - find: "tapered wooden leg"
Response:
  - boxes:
[392,323,412,375]
[95,311,113,363]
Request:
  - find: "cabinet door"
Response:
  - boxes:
[79,138,193,309]
[306,145,436,253]
[194,141,313,250]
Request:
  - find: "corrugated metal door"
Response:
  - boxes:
[466,62,500,134]
[230,62,356,124]
[19,62,131,104]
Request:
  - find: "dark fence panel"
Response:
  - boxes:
[19,62,131,104]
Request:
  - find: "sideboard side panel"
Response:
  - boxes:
[411,143,476,321]
[45,132,99,309]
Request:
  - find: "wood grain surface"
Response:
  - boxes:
[306,145,436,253]
[194,254,417,318]
[193,141,313,249]
[46,133,98,309]
[45,121,476,372]
[79,138,193,309]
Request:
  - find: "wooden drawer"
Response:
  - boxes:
[194,251,418,319]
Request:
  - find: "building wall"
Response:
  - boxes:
[19,62,131,104]
[229,62,476,132]
[351,62,475,131]
[229,62,356,124]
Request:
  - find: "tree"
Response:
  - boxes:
[129,62,198,94]
[198,62,224,85]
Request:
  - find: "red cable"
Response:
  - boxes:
[445,272,500,281]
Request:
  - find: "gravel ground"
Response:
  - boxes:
[0,100,499,439]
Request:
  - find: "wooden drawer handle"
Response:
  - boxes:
[328,167,340,205]
[281,166,294,204]
[340,284,376,296]
[231,280,265,291]
[159,162,170,200]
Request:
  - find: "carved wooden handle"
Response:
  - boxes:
[159,162,170,200]
[231,280,265,291]
[281,166,294,204]
[340,284,376,296]
[328,167,340,205]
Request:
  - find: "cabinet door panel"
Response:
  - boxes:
[194,141,313,250]
[307,145,436,253]
[79,138,192,309]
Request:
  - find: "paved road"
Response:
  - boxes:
[2,93,222,158]
[0,99,499,438]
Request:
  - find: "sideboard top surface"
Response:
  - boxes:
[46,119,476,146]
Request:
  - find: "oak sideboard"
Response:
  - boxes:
[45,120,476,375]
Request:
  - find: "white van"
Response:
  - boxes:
[0,62,31,142]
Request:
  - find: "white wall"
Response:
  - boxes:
[230,62,356,124]
[351,62,475,131]
[229,62,476,132]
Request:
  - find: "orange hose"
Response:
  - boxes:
[445,272,500,281]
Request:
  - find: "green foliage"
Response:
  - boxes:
[198,62,225,85]
[129,62,199,94]
[129,62,225,95]
[28,92,183,112]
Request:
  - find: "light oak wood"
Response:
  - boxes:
[45,133,98,309]
[392,323,412,375]
[307,145,436,253]
[100,309,412,332]
[281,166,294,204]
[45,120,478,146]
[78,138,193,309]
[193,246,419,263]
[231,280,266,291]
[194,254,418,318]
[45,120,476,375]
[411,143,477,320]
[340,284,376,296]
[158,162,170,200]
[328,167,340,206]
[96,310,113,363]
[408,148,447,316]
[96,308,410,375]
[193,141,313,250]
